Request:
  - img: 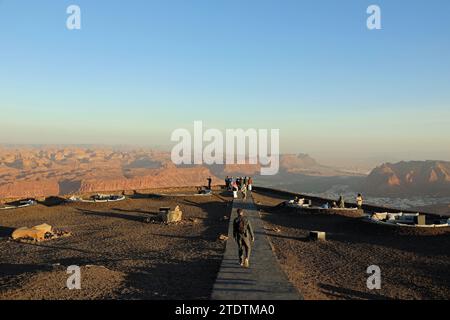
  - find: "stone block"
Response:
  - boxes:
[309,231,326,241]
[159,206,183,223]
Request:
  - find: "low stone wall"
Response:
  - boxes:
[252,186,442,218]
[0,185,226,205]
[300,207,364,218]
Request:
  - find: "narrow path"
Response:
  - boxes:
[212,196,302,300]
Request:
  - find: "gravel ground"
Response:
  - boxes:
[252,191,450,300]
[0,192,232,300]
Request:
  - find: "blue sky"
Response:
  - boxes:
[1,0,449,163]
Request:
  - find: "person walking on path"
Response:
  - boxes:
[233,209,255,268]
[356,193,364,210]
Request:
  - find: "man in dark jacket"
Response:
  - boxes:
[233,208,255,268]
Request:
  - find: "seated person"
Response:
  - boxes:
[292,197,304,205]
[321,202,330,209]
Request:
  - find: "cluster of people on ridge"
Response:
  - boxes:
[225,176,253,200]
[320,193,364,210]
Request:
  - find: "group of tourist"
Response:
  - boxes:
[321,193,364,209]
[225,176,253,200]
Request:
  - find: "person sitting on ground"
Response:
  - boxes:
[291,197,305,206]
[233,208,255,268]
[356,193,364,210]
[321,202,330,209]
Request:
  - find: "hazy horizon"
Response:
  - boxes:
[1,0,450,166]
[1,142,450,172]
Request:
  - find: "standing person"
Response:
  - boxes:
[338,195,345,209]
[233,209,255,268]
[207,176,212,190]
[232,181,238,198]
[247,176,253,192]
[356,193,364,210]
[241,184,247,200]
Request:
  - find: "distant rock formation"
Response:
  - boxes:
[78,166,220,194]
[222,163,261,176]
[219,154,341,177]
[0,180,60,200]
[0,146,358,200]
[364,161,450,196]
[280,154,319,173]
[0,146,219,200]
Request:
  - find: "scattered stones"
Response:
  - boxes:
[11,224,71,243]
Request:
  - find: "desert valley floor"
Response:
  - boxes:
[1,189,450,300]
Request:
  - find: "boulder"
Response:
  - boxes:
[159,206,183,223]
[12,223,53,242]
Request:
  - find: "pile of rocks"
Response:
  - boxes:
[11,224,71,243]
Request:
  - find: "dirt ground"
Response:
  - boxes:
[0,192,231,300]
[252,191,450,300]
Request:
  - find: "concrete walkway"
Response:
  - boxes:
[212,196,302,300]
